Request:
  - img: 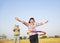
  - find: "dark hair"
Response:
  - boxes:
[29,17,35,23]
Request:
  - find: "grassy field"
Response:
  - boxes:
[0,38,60,43]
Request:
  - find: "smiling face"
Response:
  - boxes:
[29,18,35,24]
[30,19,34,23]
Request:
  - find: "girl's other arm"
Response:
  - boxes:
[42,20,48,25]
[36,20,48,26]
[15,17,29,27]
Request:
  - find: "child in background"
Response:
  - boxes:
[13,25,20,43]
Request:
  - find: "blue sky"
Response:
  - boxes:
[0,0,60,39]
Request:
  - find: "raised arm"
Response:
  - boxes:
[15,17,24,23]
[15,17,29,27]
[42,20,48,25]
[36,20,48,26]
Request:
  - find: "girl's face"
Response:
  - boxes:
[30,19,34,23]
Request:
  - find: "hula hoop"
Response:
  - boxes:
[27,31,46,36]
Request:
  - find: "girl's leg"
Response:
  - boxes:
[17,36,20,43]
[29,35,35,43]
[14,36,17,43]
[34,34,39,43]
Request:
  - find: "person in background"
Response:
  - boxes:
[13,24,20,43]
[15,17,48,43]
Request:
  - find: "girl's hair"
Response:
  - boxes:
[29,17,35,23]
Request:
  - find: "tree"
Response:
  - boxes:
[54,35,60,38]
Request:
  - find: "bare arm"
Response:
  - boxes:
[15,17,24,23]
[15,17,29,27]
[41,20,48,25]
[36,20,48,26]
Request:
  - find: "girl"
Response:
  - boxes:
[15,17,48,43]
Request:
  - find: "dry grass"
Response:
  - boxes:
[0,38,60,43]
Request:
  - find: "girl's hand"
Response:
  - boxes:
[44,20,48,24]
[15,17,23,23]
[15,17,19,21]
